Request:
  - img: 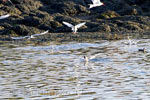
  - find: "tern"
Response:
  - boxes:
[127,36,137,45]
[89,0,104,9]
[123,36,137,45]
[11,36,35,40]
[63,21,86,34]
[83,53,101,62]
[11,30,49,40]
[84,56,89,62]
[0,14,10,20]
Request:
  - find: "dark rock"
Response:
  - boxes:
[76,5,90,15]
[11,25,29,35]
[97,10,120,19]
[99,24,111,32]
[38,24,52,31]
[0,0,150,37]
[20,16,41,27]
[15,0,42,14]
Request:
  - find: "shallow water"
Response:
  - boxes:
[0,39,150,100]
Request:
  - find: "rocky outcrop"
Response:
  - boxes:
[0,0,150,36]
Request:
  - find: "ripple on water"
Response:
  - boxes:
[0,39,150,99]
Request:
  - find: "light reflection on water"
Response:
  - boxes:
[0,39,150,100]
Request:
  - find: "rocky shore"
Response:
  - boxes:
[0,0,150,40]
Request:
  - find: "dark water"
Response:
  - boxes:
[0,39,150,100]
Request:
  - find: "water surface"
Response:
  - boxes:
[0,39,150,100]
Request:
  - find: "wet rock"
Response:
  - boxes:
[10,25,29,35]
[15,0,42,14]
[125,21,142,31]
[38,24,52,31]
[48,1,89,16]
[99,24,111,32]
[82,22,98,32]
[76,5,90,15]
[121,7,142,15]
[0,22,12,35]
[11,25,29,35]
[0,6,22,15]
[0,0,150,39]
[140,24,150,30]
[49,2,77,16]
[41,0,58,5]
[20,16,41,27]
[97,10,120,19]
[125,0,150,6]
[50,21,62,28]
[0,26,4,30]
[9,25,43,36]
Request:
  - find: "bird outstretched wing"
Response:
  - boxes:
[92,0,101,4]
[63,21,74,28]
[11,36,30,40]
[89,53,101,59]
[76,22,86,28]
[0,14,10,20]
[8,0,14,5]
[32,30,49,37]
[91,0,95,4]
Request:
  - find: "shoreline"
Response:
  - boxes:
[0,30,150,42]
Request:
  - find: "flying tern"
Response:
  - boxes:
[11,30,49,40]
[89,0,104,9]
[63,21,86,34]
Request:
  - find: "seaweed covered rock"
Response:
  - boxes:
[0,0,150,36]
[15,0,42,14]
[97,10,120,19]
[11,25,29,36]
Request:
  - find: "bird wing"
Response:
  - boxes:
[92,0,101,4]
[76,22,86,28]
[8,0,14,5]
[91,0,95,4]
[0,14,10,20]
[40,30,49,35]
[131,39,137,45]
[89,53,101,59]
[32,30,49,37]
[11,36,29,40]
[63,21,74,28]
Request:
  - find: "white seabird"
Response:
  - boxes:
[89,0,104,9]
[63,21,86,34]
[123,36,137,45]
[0,14,10,20]
[11,30,49,40]
[11,36,35,40]
[83,53,101,62]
